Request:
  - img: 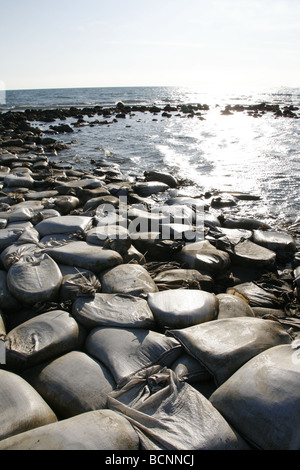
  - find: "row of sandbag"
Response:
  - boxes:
[0,312,298,449]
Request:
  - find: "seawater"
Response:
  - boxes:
[2,86,300,229]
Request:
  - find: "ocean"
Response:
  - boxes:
[1,86,300,230]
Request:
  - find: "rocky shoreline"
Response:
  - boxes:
[0,104,300,450]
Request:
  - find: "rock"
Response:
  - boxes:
[147,289,218,329]
[0,369,57,442]
[0,409,139,450]
[144,171,178,188]
[100,264,158,297]
[73,293,155,329]
[23,351,116,418]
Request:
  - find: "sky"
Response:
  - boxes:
[1,0,300,90]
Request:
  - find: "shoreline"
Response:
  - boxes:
[0,103,300,450]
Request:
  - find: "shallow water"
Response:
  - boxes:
[2,85,300,228]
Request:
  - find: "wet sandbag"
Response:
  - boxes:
[4,172,34,189]
[216,293,255,319]
[168,317,291,386]
[35,215,93,237]
[252,229,296,254]
[107,366,249,450]
[73,293,156,329]
[144,170,178,188]
[7,253,62,305]
[1,243,39,270]
[176,240,231,275]
[59,271,102,302]
[134,181,170,197]
[153,268,214,291]
[0,311,5,337]
[5,310,84,370]
[100,264,158,297]
[0,269,21,311]
[210,344,300,450]
[227,282,285,308]
[170,352,212,383]
[231,240,276,268]
[222,216,271,230]
[53,195,80,215]
[147,289,218,329]
[23,351,116,419]
[0,369,57,442]
[0,227,23,252]
[45,241,123,274]
[85,327,182,386]
[0,409,139,450]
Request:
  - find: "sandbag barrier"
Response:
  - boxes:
[0,145,299,451]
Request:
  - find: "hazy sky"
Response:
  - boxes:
[1,0,300,90]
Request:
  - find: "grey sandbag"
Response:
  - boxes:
[7,253,62,305]
[153,268,213,291]
[5,310,83,369]
[0,369,57,442]
[23,351,116,419]
[227,282,285,308]
[85,326,182,386]
[168,317,291,386]
[0,311,5,337]
[59,272,102,302]
[210,344,300,450]
[147,289,218,329]
[107,365,250,450]
[0,228,23,252]
[216,293,255,319]
[0,409,139,450]
[45,241,123,274]
[35,215,93,237]
[100,264,159,297]
[176,240,231,274]
[252,229,296,254]
[231,239,276,268]
[0,269,21,311]
[170,352,212,383]
[73,293,156,329]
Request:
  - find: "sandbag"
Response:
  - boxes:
[0,409,139,450]
[222,216,271,230]
[170,352,212,383]
[7,253,63,305]
[231,240,276,268]
[5,310,84,369]
[0,228,23,252]
[1,243,39,270]
[227,282,286,308]
[252,229,296,254]
[73,293,156,329]
[35,215,93,237]
[0,311,6,337]
[176,240,231,274]
[134,181,170,197]
[168,317,291,385]
[216,293,255,319]
[107,366,250,450]
[210,344,300,450]
[153,268,213,291]
[23,351,116,419]
[59,272,102,302]
[0,369,57,442]
[100,264,158,297]
[147,289,218,329]
[85,326,182,386]
[4,172,34,188]
[0,269,21,311]
[45,241,123,274]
